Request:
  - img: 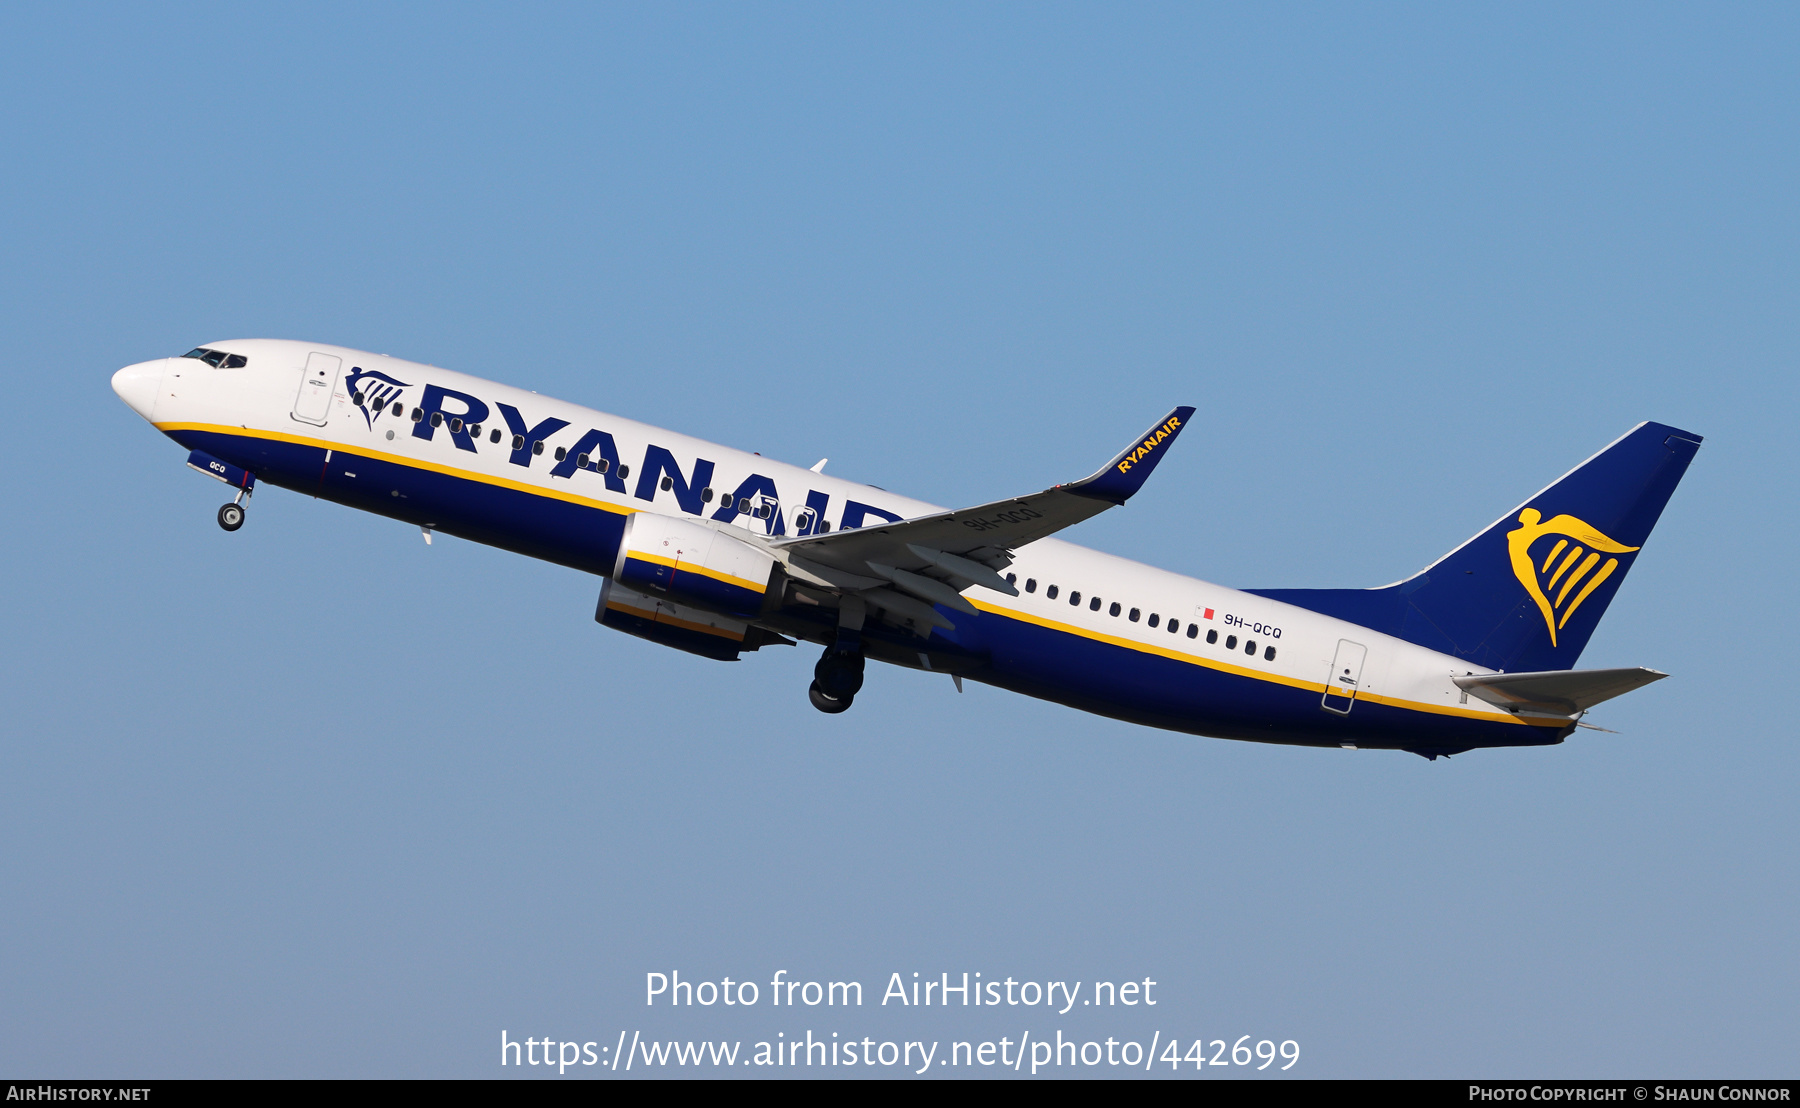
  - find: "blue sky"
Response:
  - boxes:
[1,2,1795,1078]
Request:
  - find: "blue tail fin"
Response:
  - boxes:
[1250,422,1702,672]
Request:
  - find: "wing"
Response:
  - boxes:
[770,406,1194,633]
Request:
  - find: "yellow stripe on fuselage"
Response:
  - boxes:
[156,421,640,517]
[965,598,1557,728]
[164,422,1560,729]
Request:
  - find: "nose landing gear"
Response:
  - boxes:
[216,482,252,532]
[186,450,256,532]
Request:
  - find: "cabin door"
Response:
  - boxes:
[292,351,343,426]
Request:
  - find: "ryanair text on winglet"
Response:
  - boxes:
[1116,415,1181,474]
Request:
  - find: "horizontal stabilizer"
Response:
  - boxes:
[1453,667,1667,716]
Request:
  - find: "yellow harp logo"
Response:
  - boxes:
[1506,509,1639,647]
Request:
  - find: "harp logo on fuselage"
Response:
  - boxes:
[1506,508,1640,646]
[343,368,412,430]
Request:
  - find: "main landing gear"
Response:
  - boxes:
[809,598,866,714]
[810,647,864,713]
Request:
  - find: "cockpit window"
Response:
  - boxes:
[182,348,246,368]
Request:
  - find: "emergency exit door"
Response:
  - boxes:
[291,351,343,426]
[1321,638,1368,715]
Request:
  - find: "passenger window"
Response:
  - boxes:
[394,403,405,417]
[430,412,443,427]
[1245,639,1256,655]
[577,453,590,469]
[1129,608,1140,622]
[598,458,611,473]
[490,428,502,443]
[1006,573,1017,585]
[660,475,673,491]
[352,391,364,405]
[449,417,462,433]
[532,441,544,456]
[1264,646,1277,661]
[758,503,772,519]
[555,447,567,461]
[1187,624,1198,639]
[469,423,481,437]
[1069,591,1081,606]
[818,520,831,532]
[1207,629,1218,644]
[1025,579,1037,593]
[1168,620,1179,634]
[618,464,630,478]
[1089,596,1101,611]
[701,488,714,503]
[1148,614,1159,628]
[1109,602,1121,617]
[1226,635,1237,650]
[411,408,423,422]
[512,435,525,450]
[1046,585,1059,600]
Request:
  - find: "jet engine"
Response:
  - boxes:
[596,578,787,662]
[612,512,779,622]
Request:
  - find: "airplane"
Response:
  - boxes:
[110,340,1701,758]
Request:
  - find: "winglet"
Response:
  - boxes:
[1065,406,1196,504]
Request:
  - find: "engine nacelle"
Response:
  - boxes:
[612,512,778,622]
[597,579,781,662]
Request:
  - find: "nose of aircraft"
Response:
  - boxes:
[111,359,167,421]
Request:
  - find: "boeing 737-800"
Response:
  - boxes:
[111,340,1700,758]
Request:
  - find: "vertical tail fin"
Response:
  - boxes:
[1251,422,1702,672]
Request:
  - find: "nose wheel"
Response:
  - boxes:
[217,502,246,531]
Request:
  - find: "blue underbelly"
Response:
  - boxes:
[173,428,629,576]
[173,427,1564,753]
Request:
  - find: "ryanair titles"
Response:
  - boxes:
[345,371,905,537]
[1116,414,1182,474]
